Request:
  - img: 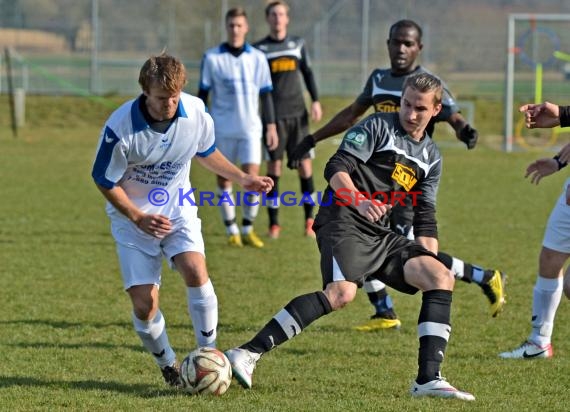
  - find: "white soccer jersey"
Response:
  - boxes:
[91,92,215,227]
[199,43,273,140]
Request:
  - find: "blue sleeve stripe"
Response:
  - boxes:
[196,143,216,157]
[92,126,119,188]
[260,85,273,94]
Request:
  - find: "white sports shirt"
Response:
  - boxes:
[199,43,273,140]
[91,92,215,227]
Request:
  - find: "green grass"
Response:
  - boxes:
[1,96,569,411]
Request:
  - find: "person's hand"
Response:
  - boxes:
[519,102,560,129]
[241,175,274,193]
[135,214,172,239]
[287,134,315,170]
[354,198,392,223]
[459,124,478,149]
[525,158,558,185]
[311,101,322,122]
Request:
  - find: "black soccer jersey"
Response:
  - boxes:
[316,112,442,239]
[254,35,319,119]
[356,66,459,136]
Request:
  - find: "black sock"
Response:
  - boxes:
[416,290,452,384]
[224,217,237,227]
[242,291,332,354]
[481,270,495,284]
[462,262,474,283]
[267,174,280,226]
[300,176,315,220]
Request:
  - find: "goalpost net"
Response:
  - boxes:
[504,13,570,152]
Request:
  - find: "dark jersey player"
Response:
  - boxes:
[225,73,475,401]
[254,0,322,239]
[288,19,506,331]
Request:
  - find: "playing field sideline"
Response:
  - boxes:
[0,96,569,411]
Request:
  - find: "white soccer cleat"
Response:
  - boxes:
[411,378,475,401]
[499,340,553,359]
[225,348,260,389]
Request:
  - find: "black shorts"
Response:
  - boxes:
[315,221,439,295]
[264,111,309,161]
[389,200,415,237]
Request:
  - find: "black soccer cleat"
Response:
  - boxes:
[161,362,183,388]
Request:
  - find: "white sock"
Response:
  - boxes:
[529,275,563,346]
[364,278,386,293]
[451,257,464,280]
[132,310,176,368]
[217,187,238,235]
[242,193,260,225]
[187,279,218,348]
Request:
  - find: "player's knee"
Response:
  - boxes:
[324,281,357,310]
[132,298,158,320]
[128,285,158,319]
[180,265,209,287]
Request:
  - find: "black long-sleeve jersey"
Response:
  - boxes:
[356,66,459,137]
[560,105,570,127]
[315,112,442,239]
[254,35,319,119]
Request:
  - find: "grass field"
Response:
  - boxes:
[1,95,569,411]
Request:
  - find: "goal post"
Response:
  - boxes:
[504,13,570,152]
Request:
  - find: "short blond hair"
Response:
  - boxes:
[138,53,187,93]
[402,72,443,105]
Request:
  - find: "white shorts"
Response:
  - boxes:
[543,178,570,253]
[216,136,261,165]
[111,217,205,290]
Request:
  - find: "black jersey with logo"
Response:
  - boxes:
[254,35,319,119]
[315,112,442,239]
[356,66,459,136]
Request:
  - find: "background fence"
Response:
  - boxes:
[2,0,570,100]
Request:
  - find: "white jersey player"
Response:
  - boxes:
[199,7,278,249]
[500,102,570,359]
[92,53,273,388]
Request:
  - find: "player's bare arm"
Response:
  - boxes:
[265,123,279,151]
[312,100,368,143]
[329,171,391,222]
[96,184,172,238]
[196,149,274,193]
[525,158,558,185]
[525,142,570,185]
[519,101,560,129]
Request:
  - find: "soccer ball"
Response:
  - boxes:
[180,347,232,395]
